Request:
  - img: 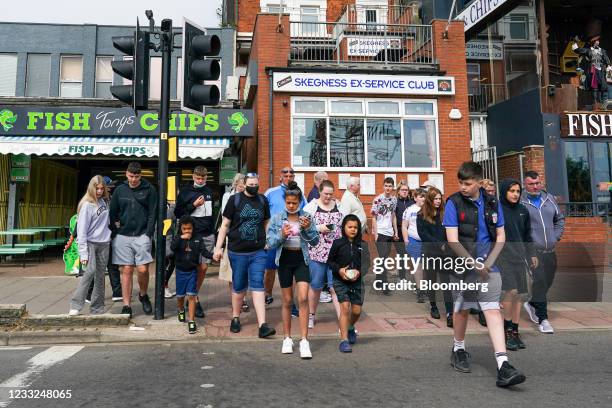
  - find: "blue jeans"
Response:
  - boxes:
[309,260,333,290]
[228,249,267,293]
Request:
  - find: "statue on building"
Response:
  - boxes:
[573,36,612,110]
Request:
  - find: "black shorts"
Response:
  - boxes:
[499,261,529,294]
[277,249,310,289]
[333,277,365,306]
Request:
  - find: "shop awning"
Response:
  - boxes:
[0,136,231,160]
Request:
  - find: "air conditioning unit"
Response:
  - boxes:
[225,76,240,101]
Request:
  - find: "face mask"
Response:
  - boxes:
[194,182,205,188]
[246,185,259,195]
[286,207,299,214]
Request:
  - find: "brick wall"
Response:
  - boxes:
[523,145,546,186]
[497,151,522,182]
[556,217,609,267]
[237,0,263,34]
[327,0,355,23]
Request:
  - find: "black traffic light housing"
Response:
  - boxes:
[181,18,221,115]
[110,23,150,110]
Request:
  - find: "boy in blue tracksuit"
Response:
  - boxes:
[444,161,525,388]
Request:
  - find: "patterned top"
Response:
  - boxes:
[371,194,398,237]
[303,200,346,263]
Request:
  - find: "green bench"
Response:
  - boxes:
[0,247,33,268]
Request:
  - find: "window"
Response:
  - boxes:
[466,63,481,96]
[60,56,83,98]
[26,54,51,97]
[0,54,18,96]
[266,4,286,13]
[509,14,528,40]
[565,141,591,202]
[365,9,377,24]
[301,6,320,35]
[292,98,439,170]
[149,56,162,100]
[95,56,113,98]
[508,53,536,73]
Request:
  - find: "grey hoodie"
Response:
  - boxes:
[520,190,565,251]
[77,198,112,261]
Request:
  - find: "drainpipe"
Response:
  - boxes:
[268,73,274,188]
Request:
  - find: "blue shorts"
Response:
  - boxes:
[407,237,423,260]
[309,260,333,290]
[175,269,197,297]
[228,249,267,293]
[265,248,278,270]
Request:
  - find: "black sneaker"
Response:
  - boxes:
[188,321,197,335]
[446,313,453,328]
[258,323,276,338]
[230,317,241,333]
[417,291,426,303]
[477,311,487,327]
[496,361,526,387]
[512,332,526,349]
[120,305,132,318]
[430,305,441,319]
[139,293,153,315]
[265,295,274,305]
[505,330,519,351]
[178,310,186,323]
[195,301,205,318]
[450,348,471,373]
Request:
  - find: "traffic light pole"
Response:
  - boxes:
[154,19,173,320]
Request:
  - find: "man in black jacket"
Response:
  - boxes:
[174,165,215,318]
[109,162,157,317]
[498,179,538,351]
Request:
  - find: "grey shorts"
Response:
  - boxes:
[112,234,153,266]
[450,271,502,312]
[197,234,215,265]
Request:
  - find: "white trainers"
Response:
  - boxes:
[282,337,294,354]
[308,314,315,329]
[539,319,554,334]
[164,288,175,299]
[68,309,80,316]
[111,296,123,302]
[299,338,312,359]
[319,291,332,303]
[523,302,539,324]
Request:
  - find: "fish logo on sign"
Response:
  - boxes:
[0,109,17,132]
[228,112,249,133]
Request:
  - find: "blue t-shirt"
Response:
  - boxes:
[264,184,307,216]
[526,194,542,209]
[443,192,504,272]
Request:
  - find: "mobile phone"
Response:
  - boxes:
[326,224,335,230]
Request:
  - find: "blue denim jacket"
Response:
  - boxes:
[266,209,319,265]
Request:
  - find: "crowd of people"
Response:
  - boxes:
[66,159,565,387]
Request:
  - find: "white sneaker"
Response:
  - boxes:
[308,314,315,329]
[523,302,538,324]
[299,338,312,359]
[281,337,294,354]
[85,299,91,304]
[539,319,554,334]
[111,296,123,302]
[68,309,80,316]
[164,288,175,299]
[319,291,332,303]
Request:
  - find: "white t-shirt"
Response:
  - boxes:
[402,204,421,240]
[371,194,397,237]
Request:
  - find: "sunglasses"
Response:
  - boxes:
[246,172,258,177]
[281,169,295,174]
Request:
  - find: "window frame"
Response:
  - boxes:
[0,53,18,97]
[508,14,529,40]
[95,56,113,99]
[59,55,84,98]
[291,96,440,172]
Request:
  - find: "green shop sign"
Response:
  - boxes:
[0,106,253,137]
[10,154,31,183]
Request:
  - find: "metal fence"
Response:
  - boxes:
[289,21,434,66]
[558,202,611,223]
[472,146,498,193]
[468,84,508,112]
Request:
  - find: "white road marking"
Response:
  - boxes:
[201,352,215,355]
[200,384,215,388]
[201,366,213,370]
[0,346,83,407]
[0,347,32,351]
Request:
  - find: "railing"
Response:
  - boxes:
[289,21,434,66]
[472,146,498,193]
[468,84,507,112]
[558,202,611,223]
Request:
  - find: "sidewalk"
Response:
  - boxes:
[2,256,612,344]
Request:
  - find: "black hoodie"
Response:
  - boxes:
[109,179,157,237]
[498,178,535,264]
[327,217,371,282]
[174,184,214,235]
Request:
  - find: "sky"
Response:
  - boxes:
[0,0,222,28]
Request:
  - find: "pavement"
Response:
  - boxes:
[1,255,612,345]
[1,332,611,407]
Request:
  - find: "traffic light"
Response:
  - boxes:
[181,18,221,115]
[110,28,150,110]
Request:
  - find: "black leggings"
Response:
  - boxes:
[424,267,453,315]
[164,257,176,286]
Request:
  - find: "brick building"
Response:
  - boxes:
[223,0,472,210]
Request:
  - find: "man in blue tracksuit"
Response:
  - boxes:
[520,171,565,334]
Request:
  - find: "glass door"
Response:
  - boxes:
[591,142,612,204]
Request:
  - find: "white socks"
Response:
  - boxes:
[495,352,508,369]
[453,338,465,352]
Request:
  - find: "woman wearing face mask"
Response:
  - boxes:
[417,187,454,327]
[303,180,345,329]
[402,188,426,303]
[69,176,111,316]
[266,181,319,358]
[213,173,276,338]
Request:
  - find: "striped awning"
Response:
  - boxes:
[0,136,231,160]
